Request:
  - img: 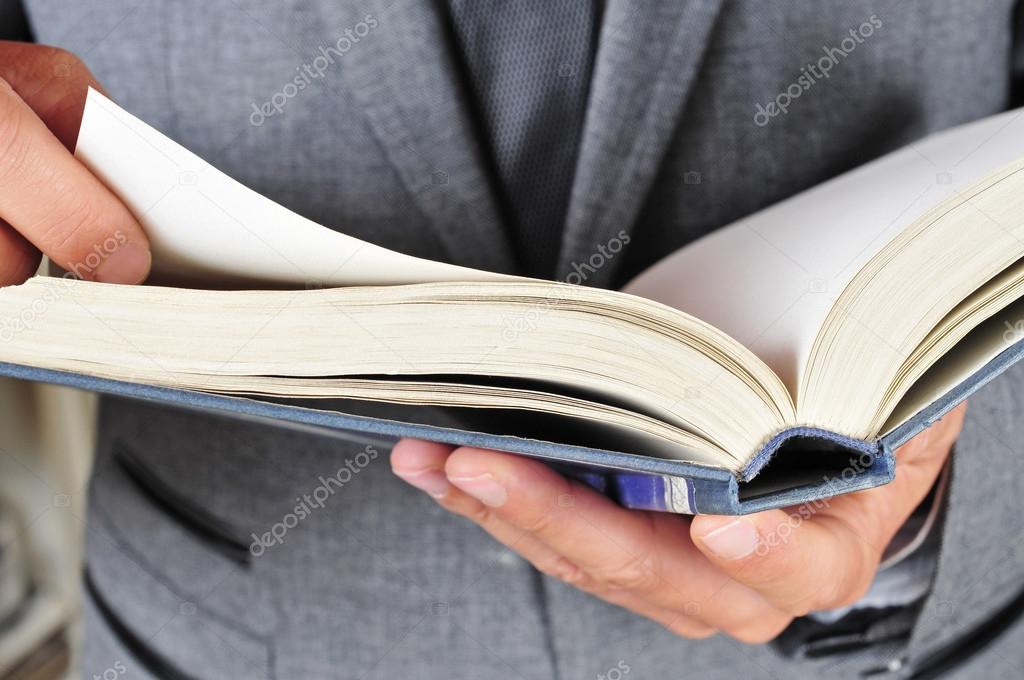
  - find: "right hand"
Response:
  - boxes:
[0,41,150,286]
[392,403,965,644]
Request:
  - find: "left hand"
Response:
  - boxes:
[391,402,965,643]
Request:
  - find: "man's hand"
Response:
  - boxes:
[0,41,150,286]
[391,402,965,643]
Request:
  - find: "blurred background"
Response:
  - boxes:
[0,378,93,679]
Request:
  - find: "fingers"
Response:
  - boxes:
[0,76,150,283]
[392,366,966,640]
[690,510,874,614]
[390,441,718,638]
[390,438,453,498]
[442,445,672,594]
[391,440,794,642]
[690,402,966,615]
[0,42,102,149]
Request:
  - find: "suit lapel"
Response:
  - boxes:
[336,0,517,274]
[556,0,726,287]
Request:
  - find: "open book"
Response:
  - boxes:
[3,89,1024,513]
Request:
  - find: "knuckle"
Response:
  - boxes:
[39,45,80,67]
[462,500,495,526]
[36,197,103,262]
[0,44,85,84]
[796,579,844,614]
[32,189,112,261]
[800,565,873,614]
[37,45,90,105]
[724,551,792,598]
[729,552,775,584]
[831,569,875,610]
[825,544,878,609]
[464,503,495,524]
[518,506,563,535]
[596,550,660,592]
[26,45,86,80]
[535,555,591,588]
[0,90,29,174]
[826,518,884,604]
[435,492,494,525]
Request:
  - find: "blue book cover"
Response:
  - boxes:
[2,335,1020,515]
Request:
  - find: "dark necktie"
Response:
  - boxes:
[445,0,602,278]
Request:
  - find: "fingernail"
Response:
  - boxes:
[448,473,507,507]
[698,519,759,561]
[394,468,450,498]
[94,241,151,284]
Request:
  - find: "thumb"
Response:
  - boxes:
[690,510,877,615]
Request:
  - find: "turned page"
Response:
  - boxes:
[624,109,1024,397]
[75,89,514,288]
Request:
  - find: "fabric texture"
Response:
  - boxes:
[443,0,602,277]
[16,0,1024,678]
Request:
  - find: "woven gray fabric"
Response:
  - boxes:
[444,0,601,277]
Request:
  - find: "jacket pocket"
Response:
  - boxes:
[85,442,274,679]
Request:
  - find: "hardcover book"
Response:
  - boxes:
[3,89,1024,514]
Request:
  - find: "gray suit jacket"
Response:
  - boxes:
[19,0,1024,677]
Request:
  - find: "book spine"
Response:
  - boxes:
[609,474,698,514]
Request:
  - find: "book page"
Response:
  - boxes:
[0,276,793,465]
[624,109,1024,397]
[882,297,1024,433]
[75,89,514,288]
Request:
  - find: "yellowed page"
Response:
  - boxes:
[882,297,1024,433]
